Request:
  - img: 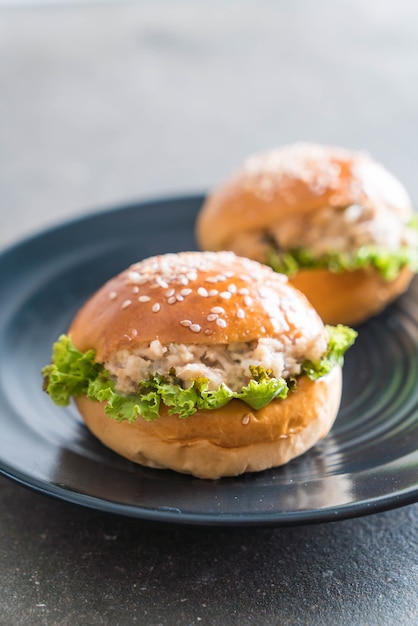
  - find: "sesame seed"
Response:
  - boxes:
[165,288,175,297]
[179,276,189,285]
[127,271,142,284]
[207,313,218,321]
[152,303,161,313]
[122,299,132,309]
[205,277,218,284]
[181,288,192,296]
[189,324,202,333]
[198,287,209,297]
[138,295,151,303]
[220,291,231,300]
[216,318,227,328]
[242,414,251,425]
[167,296,177,304]
[132,286,140,294]
[238,288,249,296]
[176,294,184,302]
[180,319,192,327]
[237,308,245,319]
[156,277,169,289]
[108,291,117,300]
[227,284,237,293]
[211,306,225,314]
[216,274,226,282]
[258,286,270,298]
[244,296,253,306]
[208,289,218,297]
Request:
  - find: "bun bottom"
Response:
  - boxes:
[289,266,414,326]
[75,368,342,479]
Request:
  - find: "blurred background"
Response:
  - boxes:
[1,0,417,249]
[1,3,418,625]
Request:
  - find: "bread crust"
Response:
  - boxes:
[196,143,412,251]
[69,251,325,362]
[289,265,414,326]
[75,367,342,479]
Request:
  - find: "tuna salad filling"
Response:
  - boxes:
[227,204,418,279]
[42,326,357,421]
[105,335,328,395]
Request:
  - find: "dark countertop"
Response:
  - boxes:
[1,2,418,624]
[2,478,418,625]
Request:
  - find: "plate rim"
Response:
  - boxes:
[1,462,418,527]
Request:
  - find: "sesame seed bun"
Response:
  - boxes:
[196,143,415,325]
[69,251,325,361]
[69,251,343,479]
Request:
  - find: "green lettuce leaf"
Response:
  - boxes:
[42,327,356,421]
[267,243,418,281]
[87,374,161,422]
[133,371,290,418]
[234,377,289,409]
[408,214,418,231]
[302,324,357,380]
[42,335,100,405]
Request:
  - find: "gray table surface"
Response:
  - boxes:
[1,2,418,624]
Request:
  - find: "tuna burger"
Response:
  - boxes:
[42,251,356,479]
[196,143,418,326]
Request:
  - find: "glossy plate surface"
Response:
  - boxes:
[1,195,418,527]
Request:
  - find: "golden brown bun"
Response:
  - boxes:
[69,251,325,362]
[196,143,414,325]
[75,367,342,479]
[68,251,342,479]
[289,265,414,326]
[196,143,412,250]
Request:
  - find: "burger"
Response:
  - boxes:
[196,143,418,325]
[42,251,356,479]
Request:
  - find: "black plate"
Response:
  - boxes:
[1,194,418,527]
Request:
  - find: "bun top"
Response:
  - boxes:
[196,143,412,250]
[69,251,325,362]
